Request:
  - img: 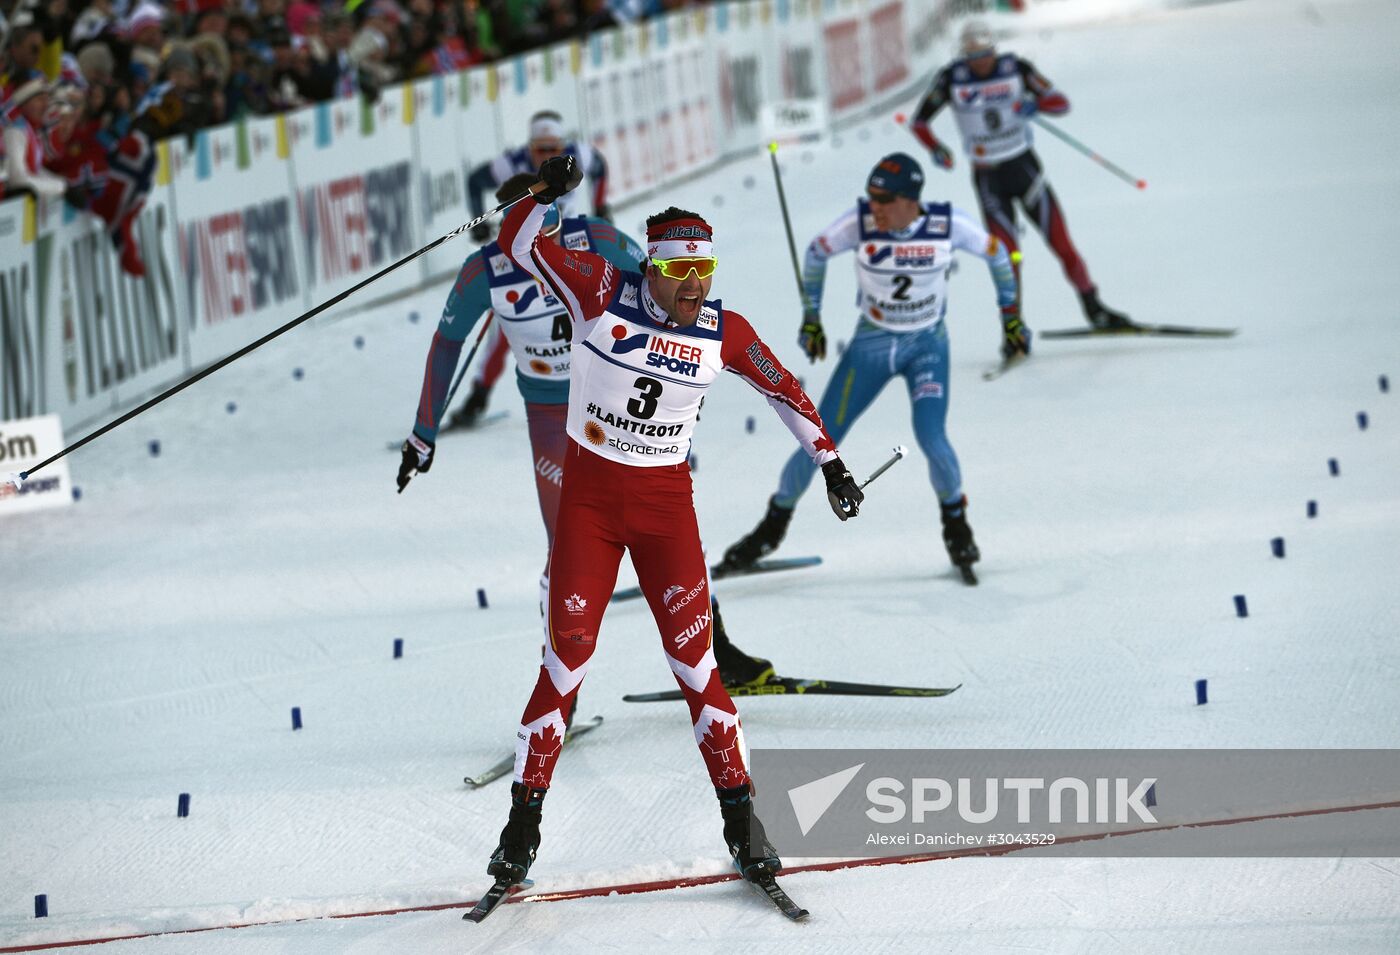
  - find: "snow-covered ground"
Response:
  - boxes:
[4,0,1400,950]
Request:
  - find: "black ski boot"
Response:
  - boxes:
[487,782,546,884]
[940,495,981,573]
[1079,287,1133,330]
[711,598,774,687]
[720,497,794,573]
[717,784,781,880]
[442,382,490,432]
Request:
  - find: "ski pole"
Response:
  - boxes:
[15,186,546,482]
[860,446,907,491]
[767,141,811,310]
[442,311,497,411]
[1032,117,1147,190]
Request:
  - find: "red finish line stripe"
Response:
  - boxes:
[5,798,1398,953]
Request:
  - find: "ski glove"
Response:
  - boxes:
[396,434,435,494]
[929,139,954,171]
[535,156,583,204]
[798,308,826,362]
[1000,304,1030,359]
[822,458,864,521]
[470,221,494,244]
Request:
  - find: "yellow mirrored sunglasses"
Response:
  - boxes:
[650,256,718,280]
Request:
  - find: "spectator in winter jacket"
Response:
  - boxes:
[3,74,68,200]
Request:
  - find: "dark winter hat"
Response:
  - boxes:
[866,152,925,199]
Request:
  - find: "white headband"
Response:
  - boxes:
[647,240,715,260]
[529,116,565,143]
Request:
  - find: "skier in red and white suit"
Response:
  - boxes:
[482,156,866,885]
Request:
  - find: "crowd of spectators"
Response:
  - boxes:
[0,0,697,215]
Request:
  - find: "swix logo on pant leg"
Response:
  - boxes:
[673,608,711,649]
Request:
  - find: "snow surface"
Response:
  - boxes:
[4,0,1400,950]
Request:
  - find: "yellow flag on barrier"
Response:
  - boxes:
[156,141,172,186]
[21,195,36,243]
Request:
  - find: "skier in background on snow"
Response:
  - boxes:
[479,155,864,887]
[909,20,1131,330]
[451,111,613,430]
[466,109,610,244]
[721,153,1019,585]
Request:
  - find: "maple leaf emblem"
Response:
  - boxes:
[701,719,739,764]
[524,770,550,788]
[565,594,587,613]
[527,723,564,768]
[717,766,748,788]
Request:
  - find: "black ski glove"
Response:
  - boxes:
[535,155,582,204]
[396,434,435,493]
[1000,304,1030,359]
[798,307,826,362]
[822,458,863,521]
[470,221,494,243]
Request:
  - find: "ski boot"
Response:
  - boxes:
[442,382,490,432]
[720,497,794,573]
[711,598,774,687]
[486,782,546,884]
[1079,287,1133,330]
[940,495,981,584]
[717,784,781,880]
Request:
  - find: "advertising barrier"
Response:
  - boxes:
[31,173,185,428]
[0,0,970,433]
[0,198,39,424]
[170,117,307,367]
[413,73,473,282]
[290,92,422,310]
[0,413,74,516]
